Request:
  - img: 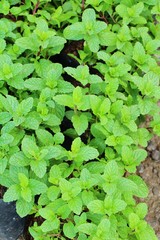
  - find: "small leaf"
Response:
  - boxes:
[29,179,47,195]
[0,112,12,124]
[0,133,14,146]
[54,94,74,108]
[21,137,39,158]
[68,196,82,215]
[78,223,96,235]
[112,199,127,214]
[82,8,96,23]
[129,213,140,229]
[21,187,32,202]
[64,22,84,40]
[72,114,88,135]
[16,199,34,217]
[3,185,20,202]
[63,222,76,239]
[87,200,105,214]
[36,129,54,145]
[76,146,99,162]
[24,78,45,91]
[30,160,47,178]
[136,203,148,219]
[128,175,149,198]
[41,218,60,232]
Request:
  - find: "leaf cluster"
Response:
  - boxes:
[0,0,159,239]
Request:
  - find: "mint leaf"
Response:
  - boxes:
[78,223,96,235]
[87,200,105,214]
[72,114,88,135]
[63,222,76,239]
[24,78,45,91]
[30,160,47,178]
[21,137,39,158]
[16,199,34,217]
[76,146,99,162]
[3,185,20,202]
[29,179,47,195]
[0,112,12,124]
[128,175,149,198]
[68,196,82,215]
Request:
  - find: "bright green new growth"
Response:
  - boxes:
[0,0,160,239]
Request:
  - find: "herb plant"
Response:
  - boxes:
[0,0,160,239]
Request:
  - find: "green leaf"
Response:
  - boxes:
[73,86,83,105]
[29,179,47,195]
[116,4,128,18]
[48,36,66,54]
[0,133,14,146]
[3,185,20,202]
[128,175,149,198]
[132,42,147,64]
[36,129,54,145]
[0,112,12,124]
[146,39,160,54]
[24,78,45,91]
[3,95,18,114]
[86,35,100,52]
[78,223,97,235]
[82,8,96,23]
[49,165,62,184]
[99,98,111,116]
[16,199,34,217]
[17,97,33,116]
[112,199,127,214]
[21,137,39,158]
[0,39,6,53]
[43,146,61,160]
[21,187,32,202]
[130,128,150,147]
[23,116,40,130]
[117,135,133,145]
[129,213,140,229]
[53,132,64,144]
[47,186,60,201]
[136,203,148,219]
[76,146,99,162]
[15,35,40,51]
[81,190,95,205]
[99,31,117,46]
[63,222,76,239]
[54,94,74,108]
[103,160,120,182]
[0,0,10,15]
[64,22,84,40]
[71,137,81,153]
[68,196,82,215]
[118,177,138,193]
[72,114,88,135]
[133,149,147,164]
[0,157,8,174]
[87,200,105,214]
[30,160,47,178]
[39,206,55,220]
[40,218,60,232]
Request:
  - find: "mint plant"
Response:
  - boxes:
[0,0,160,239]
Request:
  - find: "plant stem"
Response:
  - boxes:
[33,0,40,15]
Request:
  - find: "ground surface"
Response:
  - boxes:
[137,135,160,240]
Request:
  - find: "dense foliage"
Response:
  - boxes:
[0,0,160,239]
